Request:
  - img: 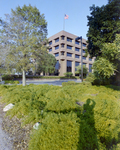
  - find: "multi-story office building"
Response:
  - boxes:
[48,30,95,76]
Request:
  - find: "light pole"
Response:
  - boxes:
[75,36,83,82]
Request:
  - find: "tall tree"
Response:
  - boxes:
[87,0,120,57]
[92,34,120,79]
[0,4,48,86]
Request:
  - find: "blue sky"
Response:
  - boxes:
[0,0,108,39]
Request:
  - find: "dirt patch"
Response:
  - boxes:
[0,97,32,150]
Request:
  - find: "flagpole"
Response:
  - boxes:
[63,14,65,30]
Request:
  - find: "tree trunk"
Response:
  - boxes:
[22,70,26,86]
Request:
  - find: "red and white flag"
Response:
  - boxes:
[64,14,69,19]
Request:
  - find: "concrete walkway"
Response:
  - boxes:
[20,79,82,86]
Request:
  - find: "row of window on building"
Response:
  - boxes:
[49,36,86,47]
[49,45,86,52]
[54,52,92,61]
[55,60,92,73]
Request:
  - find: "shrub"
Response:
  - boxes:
[1,84,120,149]
[62,81,79,87]
[85,73,95,83]
[64,72,73,78]
[5,80,19,84]
[2,75,14,80]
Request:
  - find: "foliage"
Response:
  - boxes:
[0,4,48,86]
[92,34,120,80]
[85,73,95,83]
[75,65,88,77]
[64,72,73,77]
[87,0,120,81]
[93,57,116,79]
[2,75,14,80]
[36,54,57,74]
[87,0,120,58]
[0,84,120,149]
[4,80,19,84]
[62,81,79,87]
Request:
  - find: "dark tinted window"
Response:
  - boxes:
[67,37,72,42]
[55,38,59,43]
[55,45,59,50]
[55,53,59,57]
[75,54,79,58]
[75,47,79,52]
[67,45,72,50]
[89,64,92,72]
[67,53,72,57]
[67,60,72,72]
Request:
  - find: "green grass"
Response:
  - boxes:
[0,83,120,150]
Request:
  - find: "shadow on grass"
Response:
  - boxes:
[77,99,99,150]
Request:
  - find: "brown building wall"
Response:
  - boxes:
[48,30,95,76]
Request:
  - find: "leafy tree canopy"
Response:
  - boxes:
[0,4,48,85]
[92,34,120,79]
[87,0,120,57]
[75,65,88,77]
[36,53,57,74]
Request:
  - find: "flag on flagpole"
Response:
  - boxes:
[64,14,69,19]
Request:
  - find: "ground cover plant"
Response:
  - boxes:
[0,83,120,150]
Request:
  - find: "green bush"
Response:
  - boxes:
[64,72,73,77]
[5,80,19,84]
[85,73,95,83]
[2,75,14,80]
[62,81,79,87]
[1,84,120,149]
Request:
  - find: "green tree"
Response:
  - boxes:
[0,4,48,86]
[75,65,88,78]
[92,34,120,79]
[87,0,120,57]
[35,53,57,75]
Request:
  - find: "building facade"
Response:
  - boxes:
[48,30,95,76]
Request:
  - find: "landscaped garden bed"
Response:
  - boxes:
[0,83,120,150]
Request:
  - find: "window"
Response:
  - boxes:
[67,37,72,42]
[83,56,86,60]
[49,41,52,45]
[75,40,79,45]
[89,64,92,72]
[61,44,64,48]
[67,52,72,57]
[83,43,86,47]
[75,54,79,58]
[83,50,86,53]
[55,53,59,57]
[75,47,80,52]
[67,60,72,72]
[55,38,59,43]
[75,62,80,71]
[55,60,59,70]
[49,48,52,52]
[61,51,64,55]
[67,45,72,50]
[89,58,92,61]
[61,36,65,40]
[55,45,59,50]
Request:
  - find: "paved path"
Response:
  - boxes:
[21,79,81,86]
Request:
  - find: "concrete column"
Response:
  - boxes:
[72,61,75,76]
[59,60,66,76]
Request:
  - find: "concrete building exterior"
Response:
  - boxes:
[48,30,95,76]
